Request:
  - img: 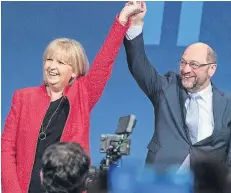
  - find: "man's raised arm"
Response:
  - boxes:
[123,1,169,103]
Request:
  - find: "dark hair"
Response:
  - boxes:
[41,142,90,193]
[192,158,229,193]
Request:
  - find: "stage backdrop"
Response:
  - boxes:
[2,1,231,167]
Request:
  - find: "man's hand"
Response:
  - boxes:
[127,1,147,26]
[119,1,144,26]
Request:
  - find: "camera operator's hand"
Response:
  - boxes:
[119,1,144,26]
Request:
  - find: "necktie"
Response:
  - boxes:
[177,94,200,173]
[186,94,200,144]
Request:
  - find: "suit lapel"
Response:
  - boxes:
[178,78,191,142]
[165,79,190,142]
[212,86,227,134]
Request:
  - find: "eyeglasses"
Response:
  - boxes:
[178,59,215,70]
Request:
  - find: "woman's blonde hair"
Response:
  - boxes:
[43,38,89,83]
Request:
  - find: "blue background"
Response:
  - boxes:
[2,1,231,167]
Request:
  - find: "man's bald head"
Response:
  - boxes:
[184,42,217,64]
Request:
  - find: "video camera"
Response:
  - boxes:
[84,114,137,193]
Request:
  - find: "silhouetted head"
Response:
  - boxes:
[192,158,229,193]
[40,142,90,193]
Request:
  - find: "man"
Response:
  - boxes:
[40,142,90,193]
[124,1,231,172]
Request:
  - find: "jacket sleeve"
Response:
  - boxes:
[1,90,23,193]
[82,15,130,112]
[123,33,172,104]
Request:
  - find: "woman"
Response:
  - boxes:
[1,3,144,193]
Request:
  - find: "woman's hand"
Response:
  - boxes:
[119,1,144,26]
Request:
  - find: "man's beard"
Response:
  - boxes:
[181,76,197,90]
[181,74,209,92]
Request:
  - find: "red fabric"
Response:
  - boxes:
[1,16,130,193]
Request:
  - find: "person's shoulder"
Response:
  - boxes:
[224,92,231,101]
[223,92,231,114]
[14,85,45,97]
[164,71,178,78]
[219,89,231,100]
[163,71,180,83]
[214,87,231,101]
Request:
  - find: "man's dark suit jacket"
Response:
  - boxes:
[124,33,231,172]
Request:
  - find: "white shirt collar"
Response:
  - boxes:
[197,83,213,102]
[188,83,212,102]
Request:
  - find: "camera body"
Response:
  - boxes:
[84,115,136,193]
[100,134,131,156]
